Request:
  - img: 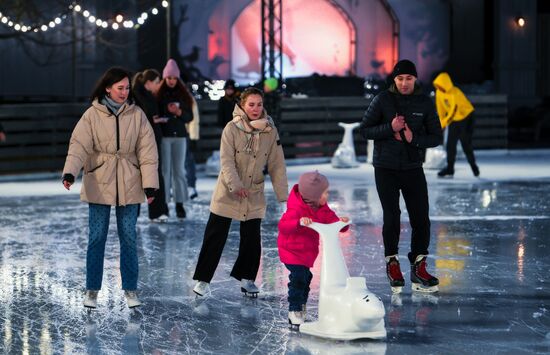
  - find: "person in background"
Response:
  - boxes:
[157,59,194,219]
[217,79,240,128]
[433,72,479,178]
[132,69,170,222]
[359,59,442,294]
[0,122,6,142]
[192,88,288,298]
[278,171,349,327]
[62,67,159,309]
[186,97,200,199]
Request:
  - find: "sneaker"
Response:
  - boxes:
[150,214,168,223]
[189,187,198,200]
[124,290,142,308]
[83,290,99,308]
[437,167,454,178]
[240,279,259,297]
[288,311,304,327]
[386,255,405,293]
[193,281,210,296]
[410,255,439,293]
[175,203,186,219]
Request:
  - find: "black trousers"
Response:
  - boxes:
[193,212,262,283]
[446,114,477,170]
[374,167,431,264]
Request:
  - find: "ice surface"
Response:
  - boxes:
[0,153,549,354]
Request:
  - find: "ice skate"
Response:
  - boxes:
[124,291,142,308]
[175,203,186,219]
[410,255,439,293]
[83,290,98,309]
[240,279,259,298]
[189,187,198,200]
[150,214,168,223]
[437,167,454,178]
[193,281,210,297]
[288,311,304,330]
[386,255,405,294]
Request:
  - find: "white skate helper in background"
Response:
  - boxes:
[331,122,361,168]
[299,220,386,340]
[205,150,221,177]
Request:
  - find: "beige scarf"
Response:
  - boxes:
[232,106,274,154]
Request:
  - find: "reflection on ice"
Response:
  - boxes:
[0,179,549,353]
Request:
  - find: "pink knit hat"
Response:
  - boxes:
[298,171,329,202]
[163,58,180,79]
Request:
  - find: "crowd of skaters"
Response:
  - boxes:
[57,58,479,326]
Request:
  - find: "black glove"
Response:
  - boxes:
[62,173,75,184]
[144,188,156,198]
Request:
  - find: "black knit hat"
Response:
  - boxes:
[392,59,417,79]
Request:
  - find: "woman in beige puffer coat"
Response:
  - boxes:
[62,67,159,309]
[192,87,288,297]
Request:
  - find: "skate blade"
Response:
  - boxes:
[288,321,301,331]
[241,288,258,298]
[412,283,439,293]
[391,286,403,294]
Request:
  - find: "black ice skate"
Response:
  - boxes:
[437,167,454,178]
[410,255,439,293]
[386,255,405,294]
[240,279,259,298]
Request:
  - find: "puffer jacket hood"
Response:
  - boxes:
[433,72,454,93]
[63,99,159,206]
[433,72,474,128]
[277,184,347,268]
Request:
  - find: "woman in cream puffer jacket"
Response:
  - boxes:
[192,87,288,297]
[62,67,158,309]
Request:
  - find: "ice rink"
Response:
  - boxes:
[0,151,549,354]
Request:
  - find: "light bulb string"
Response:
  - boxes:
[0,1,169,33]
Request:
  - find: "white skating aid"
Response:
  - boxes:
[299,221,386,340]
[331,122,361,168]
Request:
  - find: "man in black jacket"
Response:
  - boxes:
[360,59,442,294]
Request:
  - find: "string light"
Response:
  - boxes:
[0,1,168,33]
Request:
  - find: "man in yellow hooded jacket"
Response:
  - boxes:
[433,72,479,177]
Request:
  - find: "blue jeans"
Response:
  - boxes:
[87,203,139,290]
[285,264,313,312]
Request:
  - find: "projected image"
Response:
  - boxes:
[231,0,354,81]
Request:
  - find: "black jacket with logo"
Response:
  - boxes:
[360,85,442,170]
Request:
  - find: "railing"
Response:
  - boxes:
[0,95,507,174]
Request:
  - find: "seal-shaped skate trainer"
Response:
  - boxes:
[299,220,386,340]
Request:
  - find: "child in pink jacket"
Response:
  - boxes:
[277,171,349,327]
